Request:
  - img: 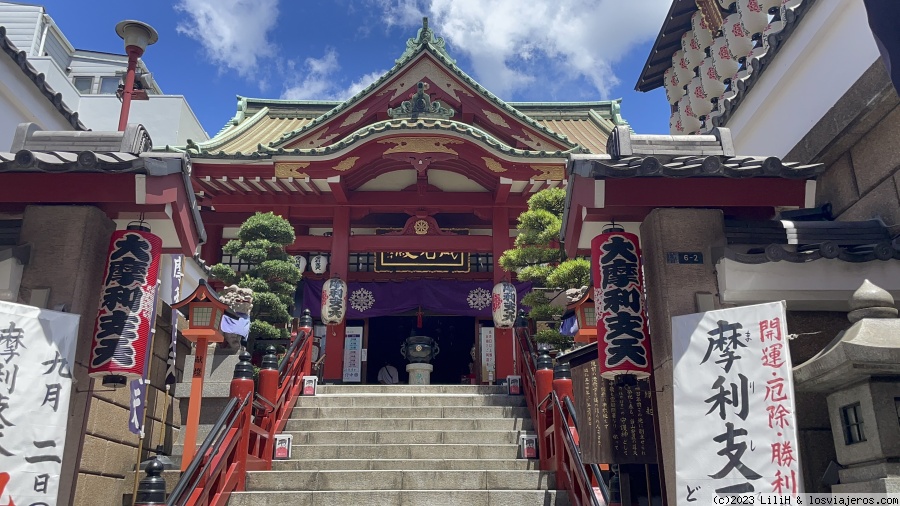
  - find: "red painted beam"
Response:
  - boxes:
[204,191,529,210]
[0,173,136,202]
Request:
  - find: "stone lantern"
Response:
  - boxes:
[794,280,900,493]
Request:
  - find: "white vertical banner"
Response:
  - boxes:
[673,301,801,503]
[0,300,80,506]
[480,327,495,381]
[342,326,363,383]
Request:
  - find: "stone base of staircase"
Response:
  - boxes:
[228,384,568,506]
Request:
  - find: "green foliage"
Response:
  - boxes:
[209,212,301,344]
[501,187,586,350]
[533,328,571,348]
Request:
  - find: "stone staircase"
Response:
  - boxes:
[228,384,569,505]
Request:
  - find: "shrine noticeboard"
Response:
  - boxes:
[672,301,800,502]
[342,326,363,383]
[572,360,657,464]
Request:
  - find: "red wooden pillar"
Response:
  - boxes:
[201,224,223,267]
[324,207,349,381]
[492,207,514,380]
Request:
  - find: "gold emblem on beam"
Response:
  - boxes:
[274,162,310,178]
[332,157,360,172]
[340,109,368,127]
[530,165,564,181]
[378,137,463,155]
[482,157,507,173]
[482,110,510,129]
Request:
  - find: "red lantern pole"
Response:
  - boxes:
[180,335,209,471]
[117,46,141,131]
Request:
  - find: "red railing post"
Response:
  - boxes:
[257,345,280,467]
[298,309,314,377]
[535,350,554,471]
[552,363,574,487]
[230,350,255,491]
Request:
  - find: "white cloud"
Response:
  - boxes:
[281,49,387,101]
[174,0,279,85]
[369,0,670,99]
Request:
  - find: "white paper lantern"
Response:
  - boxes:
[737,0,768,35]
[293,255,308,273]
[670,109,685,135]
[678,95,703,134]
[491,282,517,329]
[681,31,705,73]
[691,11,714,49]
[310,254,328,274]
[321,276,347,325]
[700,56,727,99]
[711,36,740,79]
[672,49,693,86]
[664,66,685,105]
[688,76,714,118]
[723,12,753,61]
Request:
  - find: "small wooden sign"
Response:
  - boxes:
[666,251,704,264]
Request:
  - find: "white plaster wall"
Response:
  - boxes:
[727,0,880,157]
[27,57,81,109]
[78,95,208,146]
[0,56,75,148]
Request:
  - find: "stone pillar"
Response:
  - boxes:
[17,205,116,506]
[639,208,726,505]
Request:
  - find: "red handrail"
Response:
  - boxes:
[166,330,313,505]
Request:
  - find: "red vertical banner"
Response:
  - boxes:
[591,231,652,379]
[89,229,163,382]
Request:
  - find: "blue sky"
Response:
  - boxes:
[36,0,673,139]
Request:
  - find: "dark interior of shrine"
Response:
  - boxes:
[366,314,477,384]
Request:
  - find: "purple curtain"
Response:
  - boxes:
[302,279,531,319]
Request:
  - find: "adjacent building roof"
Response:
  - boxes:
[0,25,86,130]
[569,125,824,179]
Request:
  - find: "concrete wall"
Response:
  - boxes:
[78,95,209,146]
[0,55,76,147]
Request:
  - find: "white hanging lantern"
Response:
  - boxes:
[711,35,740,79]
[664,67,685,105]
[688,76,714,118]
[670,109,685,135]
[293,255,308,273]
[672,49,693,86]
[737,0,768,35]
[678,94,702,134]
[310,254,328,274]
[723,12,753,61]
[491,282,517,329]
[691,11,714,49]
[321,276,347,325]
[700,56,727,100]
[680,31,705,73]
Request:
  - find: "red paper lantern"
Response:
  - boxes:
[591,231,652,379]
[89,227,162,387]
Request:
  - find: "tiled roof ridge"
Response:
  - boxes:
[0,25,87,131]
[190,117,583,160]
[193,105,270,152]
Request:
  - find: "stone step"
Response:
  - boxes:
[297,393,526,408]
[228,489,570,506]
[288,443,521,460]
[272,458,540,471]
[284,417,533,432]
[246,469,556,492]
[316,385,509,395]
[291,405,530,420]
[288,430,522,445]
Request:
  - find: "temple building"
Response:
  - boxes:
[171,20,627,385]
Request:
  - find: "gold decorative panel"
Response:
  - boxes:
[275,162,311,178]
[530,165,565,181]
[483,110,510,129]
[378,136,463,155]
[481,157,507,173]
[340,109,368,128]
[332,157,360,172]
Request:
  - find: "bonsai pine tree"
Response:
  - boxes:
[499,188,590,348]
[209,212,302,345]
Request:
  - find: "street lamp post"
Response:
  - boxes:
[115,20,158,131]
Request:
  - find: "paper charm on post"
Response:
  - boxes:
[89,226,163,389]
[591,229,652,379]
[491,281,517,329]
[321,276,347,325]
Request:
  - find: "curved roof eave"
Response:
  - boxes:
[192,118,585,161]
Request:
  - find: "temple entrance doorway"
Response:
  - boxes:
[366,314,476,385]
